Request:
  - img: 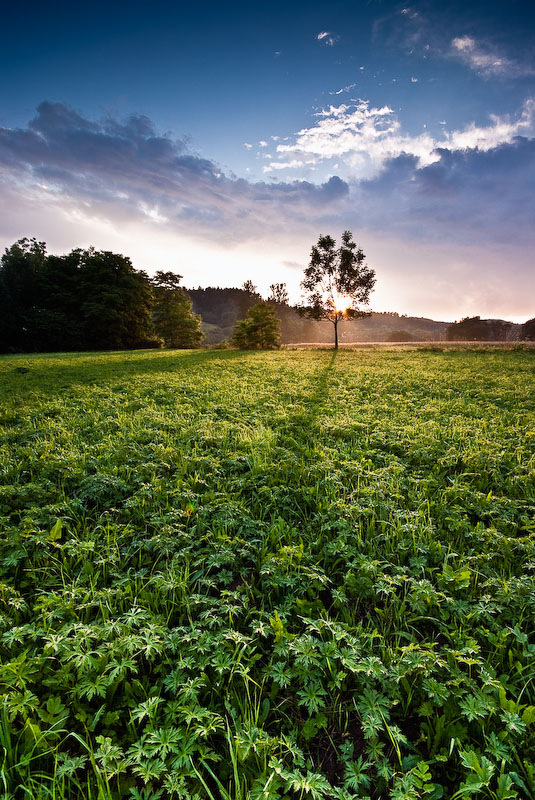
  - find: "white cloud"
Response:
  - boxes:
[258,140,268,147]
[264,159,307,171]
[1,102,534,319]
[443,99,534,152]
[410,76,419,83]
[315,103,352,118]
[450,35,534,78]
[265,98,535,179]
[330,83,357,96]
[316,31,339,46]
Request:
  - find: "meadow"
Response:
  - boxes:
[1,347,534,800]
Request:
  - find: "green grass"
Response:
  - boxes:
[1,347,534,799]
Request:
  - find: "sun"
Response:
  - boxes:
[334,293,352,313]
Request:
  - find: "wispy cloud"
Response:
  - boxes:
[450,35,534,78]
[316,31,339,47]
[264,98,535,178]
[330,83,358,96]
[374,5,428,56]
[376,6,533,80]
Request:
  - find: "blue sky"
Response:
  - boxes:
[1,0,534,320]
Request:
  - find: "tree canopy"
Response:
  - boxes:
[445,316,514,342]
[232,303,281,350]
[241,279,260,297]
[268,282,289,305]
[0,240,159,352]
[298,231,375,348]
[522,318,535,340]
[151,271,203,348]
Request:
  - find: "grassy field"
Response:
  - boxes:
[1,347,534,800]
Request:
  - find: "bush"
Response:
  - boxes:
[232,303,280,349]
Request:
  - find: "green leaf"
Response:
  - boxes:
[48,518,63,541]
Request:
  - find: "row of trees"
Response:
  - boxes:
[1,231,375,352]
[0,240,202,353]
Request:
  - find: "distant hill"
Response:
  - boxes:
[186,287,457,344]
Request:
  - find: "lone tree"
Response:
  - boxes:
[299,231,375,349]
[232,303,280,349]
[151,271,203,348]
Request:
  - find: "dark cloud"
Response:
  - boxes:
[0,102,350,242]
[355,137,535,245]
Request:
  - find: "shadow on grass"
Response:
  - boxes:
[1,348,250,397]
[276,350,338,444]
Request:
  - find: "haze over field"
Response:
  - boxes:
[1,0,534,321]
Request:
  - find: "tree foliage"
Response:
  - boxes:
[151,271,203,348]
[232,303,281,349]
[521,318,535,340]
[0,238,48,352]
[77,248,156,350]
[298,231,375,348]
[445,316,513,342]
[0,240,161,352]
[241,279,260,297]
[268,282,289,305]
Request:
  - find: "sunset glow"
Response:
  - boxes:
[334,294,352,314]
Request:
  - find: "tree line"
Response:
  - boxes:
[0,239,202,353]
[1,231,377,352]
[6,233,530,353]
[444,316,534,342]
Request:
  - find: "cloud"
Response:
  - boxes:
[373,5,428,55]
[354,136,535,245]
[450,35,533,78]
[1,103,533,319]
[330,83,357,96]
[264,159,308,171]
[265,98,535,179]
[376,6,533,80]
[281,260,303,270]
[316,31,339,47]
[0,102,350,244]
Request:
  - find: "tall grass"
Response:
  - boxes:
[1,347,534,798]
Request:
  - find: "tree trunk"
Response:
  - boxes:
[334,319,339,349]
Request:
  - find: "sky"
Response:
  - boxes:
[1,0,534,321]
